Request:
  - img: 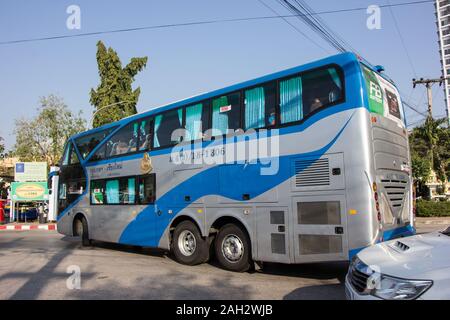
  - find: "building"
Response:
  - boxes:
[436,0,450,122]
[426,170,450,200]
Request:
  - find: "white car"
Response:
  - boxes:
[345,226,450,300]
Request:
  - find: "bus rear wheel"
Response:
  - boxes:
[214,223,252,272]
[172,221,209,266]
[74,216,91,247]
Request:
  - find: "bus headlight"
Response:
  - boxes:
[371,275,432,300]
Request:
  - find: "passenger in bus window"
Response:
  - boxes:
[140,134,152,151]
[267,111,276,126]
[309,98,323,113]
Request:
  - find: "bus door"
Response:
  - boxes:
[255,207,291,263]
[291,195,348,262]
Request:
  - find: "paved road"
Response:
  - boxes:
[0,222,445,300]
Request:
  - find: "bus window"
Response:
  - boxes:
[69,147,80,165]
[138,174,156,204]
[61,143,71,166]
[104,177,136,205]
[302,67,343,116]
[154,108,183,148]
[138,118,153,151]
[244,82,277,130]
[211,92,241,136]
[106,122,139,157]
[185,102,210,141]
[90,180,105,205]
[280,76,303,124]
[75,128,115,159]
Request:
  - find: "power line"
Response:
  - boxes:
[0,0,434,46]
[386,0,418,78]
[256,0,330,53]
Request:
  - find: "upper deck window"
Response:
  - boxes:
[154,108,183,148]
[90,118,152,161]
[184,102,210,141]
[279,66,344,125]
[211,92,241,136]
[244,82,277,130]
[106,122,139,157]
[75,127,115,159]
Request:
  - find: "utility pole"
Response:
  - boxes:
[412,77,449,118]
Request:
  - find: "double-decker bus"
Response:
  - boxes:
[55,52,415,272]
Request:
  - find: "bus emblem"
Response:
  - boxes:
[141,153,153,174]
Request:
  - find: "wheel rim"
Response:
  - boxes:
[178,230,197,256]
[221,234,244,263]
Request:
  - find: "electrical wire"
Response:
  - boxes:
[256,0,330,53]
[0,0,434,46]
[386,0,418,78]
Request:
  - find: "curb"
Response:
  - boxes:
[0,224,57,231]
[415,218,450,225]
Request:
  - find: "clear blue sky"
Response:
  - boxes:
[0,0,444,150]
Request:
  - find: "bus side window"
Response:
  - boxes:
[302,67,343,116]
[211,92,241,136]
[279,76,303,124]
[106,122,138,157]
[184,102,210,141]
[90,180,105,204]
[244,82,277,130]
[138,174,156,204]
[154,109,183,148]
[138,118,153,151]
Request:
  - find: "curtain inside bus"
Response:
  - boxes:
[280,77,303,124]
[127,178,135,204]
[327,68,342,103]
[186,104,203,140]
[212,96,229,135]
[154,115,162,148]
[106,180,120,204]
[245,87,265,130]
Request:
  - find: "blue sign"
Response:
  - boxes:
[15,163,25,173]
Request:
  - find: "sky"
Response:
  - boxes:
[0,0,445,150]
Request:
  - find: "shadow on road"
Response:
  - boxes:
[258,261,348,282]
[283,283,345,300]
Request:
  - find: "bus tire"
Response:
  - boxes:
[215,223,252,272]
[172,221,209,266]
[74,216,91,247]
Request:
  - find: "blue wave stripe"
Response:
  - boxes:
[118,112,355,246]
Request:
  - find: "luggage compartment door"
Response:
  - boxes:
[292,195,348,263]
[255,207,291,263]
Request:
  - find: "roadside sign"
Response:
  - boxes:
[14,162,47,182]
[11,182,49,201]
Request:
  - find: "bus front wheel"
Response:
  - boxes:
[74,216,91,247]
[214,223,252,272]
[172,221,209,266]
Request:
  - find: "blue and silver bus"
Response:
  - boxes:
[56,52,415,272]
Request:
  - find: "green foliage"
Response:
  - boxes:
[411,153,431,183]
[409,116,450,190]
[12,95,86,166]
[90,41,148,128]
[416,200,450,217]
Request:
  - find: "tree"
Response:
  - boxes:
[90,41,148,128]
[12,95,86,166]
[409,116,450,195]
